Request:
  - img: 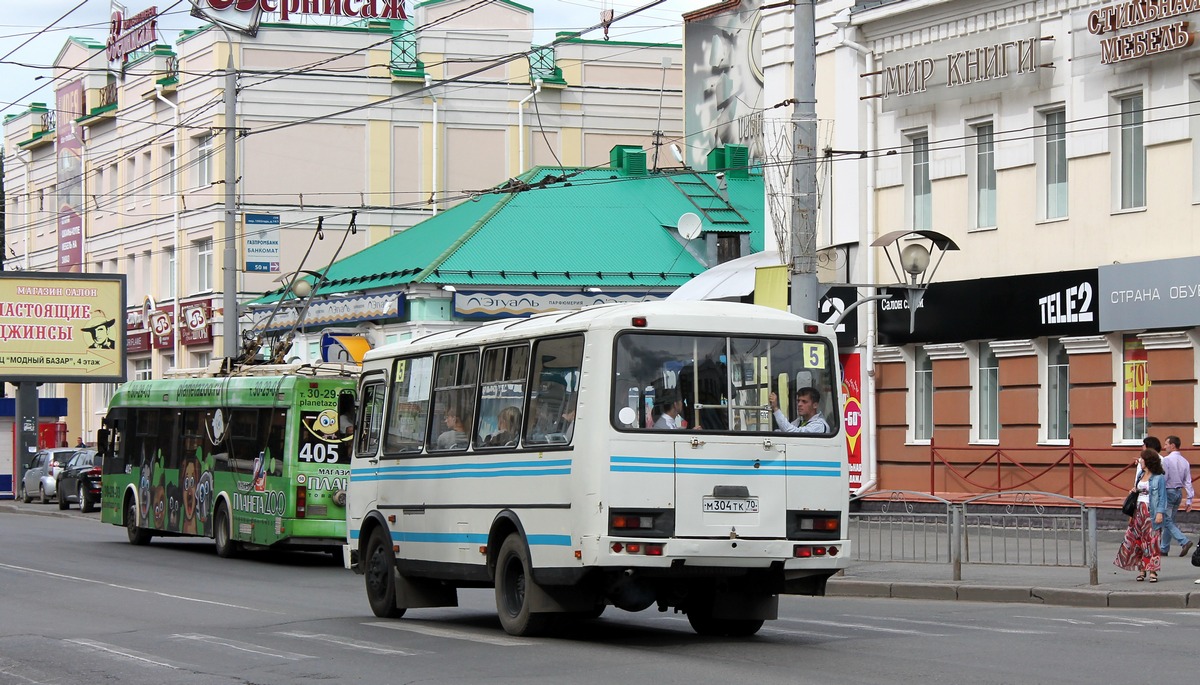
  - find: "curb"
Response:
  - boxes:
[827,578,1200,609]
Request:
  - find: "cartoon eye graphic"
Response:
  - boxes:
[315,409,339,435]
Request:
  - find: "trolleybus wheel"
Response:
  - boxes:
[126,498,153,545]
[494,533,553,637]
[214,504,240,558]
[365,527,405,618]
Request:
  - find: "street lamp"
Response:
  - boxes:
[870,229,959,333]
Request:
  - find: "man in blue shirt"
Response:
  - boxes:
[1160,435,1194,557]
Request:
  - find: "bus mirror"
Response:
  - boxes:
[97,428,110,456]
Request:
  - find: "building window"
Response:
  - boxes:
[196,135,214,187]
[195,238,213,292]
[134,359,152,381]
[1046,338,1070,441]
[164,145,176,195]
[973,124,996,229]
[125,158,136,208]
[911,135,931,231]
[1119,94,1145,209]
[1122,335,1148,441]
[167,246,176,299]
[716,234,740,263]
[977,343,998,441]
[194,351,211,369]
[914,346,933,441]
[1044,109,1068,220]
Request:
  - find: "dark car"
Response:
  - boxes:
[56,449,102,513]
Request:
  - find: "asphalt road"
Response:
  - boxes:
[2,504,1198,684]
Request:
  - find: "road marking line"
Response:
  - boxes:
[364,621,534,646]
[65,639,179,669]
[846,614,1052,635]
[275,631,430,655]
[778,617,947,636]
[0,562,279,614]
[169,633,312,660]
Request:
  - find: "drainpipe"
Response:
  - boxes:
[156,84,182,370]
[16,151,31,270]
[517,78,543,172]
[838,17,879,494]
[426,74,438,215]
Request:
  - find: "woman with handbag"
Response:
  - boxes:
[1115,449,1168,582]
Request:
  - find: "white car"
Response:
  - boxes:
[20,447,77,504]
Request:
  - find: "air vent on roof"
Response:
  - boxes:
[622,150,647,176]
[725,145,749,178]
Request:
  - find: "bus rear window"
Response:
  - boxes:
[612,333,838,435]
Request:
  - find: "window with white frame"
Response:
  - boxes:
[133,358,153,381]
[1119,93,1145,209]
[101,383,117,408]
[1046,338,1070,441]
[196,134,214,187]
[141,151,152,201]
[195,238,213,292]
[973,124,996,229]
[1044,109,1068,219]
[914,346,933,441]
[1122,335,1148,441]
[127,253,139,295]
[125,157,136,208]
[164,144,176,194]
[166,246,176,298]
[977,342,998,441]
[911,134,932,231]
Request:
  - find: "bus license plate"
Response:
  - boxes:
[702,497,759,513]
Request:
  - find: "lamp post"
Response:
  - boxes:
[216,24,239,362]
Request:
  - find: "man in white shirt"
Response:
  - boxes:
[653,394,683,430]
[768,388,829,434]
[1160,435,1195,557]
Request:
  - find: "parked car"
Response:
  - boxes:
[20,447,77,504]
[57,449,102,512]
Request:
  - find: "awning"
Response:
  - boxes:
[666,251,784,301]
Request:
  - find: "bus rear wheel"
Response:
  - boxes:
[365,528,405,618]
[214,504,240,558]
[126,498,152,545]
[494,533,553,637]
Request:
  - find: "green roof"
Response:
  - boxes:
[253,163,763,303]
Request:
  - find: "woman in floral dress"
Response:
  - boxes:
[1115,449,1168,582]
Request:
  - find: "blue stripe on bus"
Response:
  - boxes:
[357,468,572,482]
[610,455,841,478]
[372,459,573,473]
[348,529,572,546]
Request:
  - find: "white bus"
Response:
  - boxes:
[345,300,850,636]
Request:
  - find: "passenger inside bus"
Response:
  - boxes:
[652,392,684,430]
[484,406,522,447]
[436,404,469,449]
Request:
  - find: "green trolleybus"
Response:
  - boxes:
[98,364,358,557]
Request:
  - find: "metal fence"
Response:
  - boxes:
[849,490,1100,584]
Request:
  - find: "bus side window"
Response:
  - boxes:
[357,381,385,457]
[384,355,432,456]
[526,335,583,445]
[476,345,528,450]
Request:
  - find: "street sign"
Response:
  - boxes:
[244,213,281,273]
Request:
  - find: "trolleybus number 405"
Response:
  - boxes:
[702,497,760,513]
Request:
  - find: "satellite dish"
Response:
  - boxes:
[671,143,684,164]
[677,212,702,240]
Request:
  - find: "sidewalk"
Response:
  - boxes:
[830,534,1200,608]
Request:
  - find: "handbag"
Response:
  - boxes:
[1121,490,1139,517]
[1192,539,1200,567]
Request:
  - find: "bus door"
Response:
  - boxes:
[672,438,788,539]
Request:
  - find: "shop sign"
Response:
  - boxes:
[819,286,859,349]
[878,268,1099,345]
[1087,0,1196,64]
[180,302,212,345]
[107,5,158,64]
[194,0,407,22]
[454,290,669,319]
[1098,255,1200,331]
[875,25,1045,112]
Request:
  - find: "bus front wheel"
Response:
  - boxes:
[365,528,405,618]
[126,498,152,545]
[494,533,553,637]
[214,504,240,558]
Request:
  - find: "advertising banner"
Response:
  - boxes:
[454,290,669,319]
[0,272,126,382]
[1098,256,1200,332]
[244,213,281,273]
[55,79,86,273]
[840,352,864,491]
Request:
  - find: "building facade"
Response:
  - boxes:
[837,0,1200,497]
[2,0,683,440]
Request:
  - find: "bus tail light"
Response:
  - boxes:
[793,545,835,558]
[608,509,672,537]
[296,486,307,518]
[786,511,841,540]
[611,541,665,556]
